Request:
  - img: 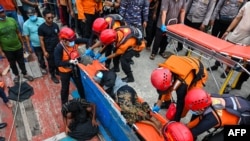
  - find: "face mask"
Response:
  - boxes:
[93,71,103,83]
[68,41,75,47]
[0,16,6,21]
[29,15,37,22]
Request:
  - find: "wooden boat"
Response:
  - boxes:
[0,56,168,141]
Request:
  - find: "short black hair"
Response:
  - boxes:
[42,8,54,17]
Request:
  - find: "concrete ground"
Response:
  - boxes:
[110,42,250,140]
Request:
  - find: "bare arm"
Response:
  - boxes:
[39,36,49,58]
[221,16,242,39]
[161,11,167,26]
[90,41,102,50]
[21,0,38,7]
[24,36,33,53]
[179,9,185,24]
[16,30,24,48]
[66,0,74,18]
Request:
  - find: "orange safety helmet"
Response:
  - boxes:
[151,68,172,91]
[92,18,109,34]
[99,29,117,46]
[163,121,193,141]
[59,27,76,41]
[185,88,212,111]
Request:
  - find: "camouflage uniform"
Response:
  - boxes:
[117,90,151,125]
[119,0,149,33]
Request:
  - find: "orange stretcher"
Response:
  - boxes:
[78,60,167,141]
[166,24,250,94]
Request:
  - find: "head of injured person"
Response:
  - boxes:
[93,70,116,90]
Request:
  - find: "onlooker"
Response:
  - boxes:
[0,5,33,83]
[61,98,100,141]
[217,1,250,79]
[38,9,60,83]
[98,27,146,83]
[185,0,216,31]
[0,0,19,22]
[185,88,250,139]
[208,0,245,71]
[68,0,80,35]
[222,1,250,45]
[0,80,13,108]
[119,0,149,34]
[21,0,42,17]
[76,0,103,38]
[149,0,186,60]
[54,27,87,104]
[57,0,70,27]
[102,0,121,15]
[145,0,160,50]
[151,54,208,122]
[23,8,47,74]
[16,0,29,21]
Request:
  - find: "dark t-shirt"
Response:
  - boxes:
[38,22,59,52]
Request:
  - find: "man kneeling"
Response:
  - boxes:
[61,98,100,141]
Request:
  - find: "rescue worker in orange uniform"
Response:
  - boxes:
[185,88,250,139]
[162,121,193,141]
[84,14,125,69]
[98,26,146,83]
[54,27,88,104]
[151,54,208,121]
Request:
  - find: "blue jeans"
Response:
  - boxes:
[0,88,9,103]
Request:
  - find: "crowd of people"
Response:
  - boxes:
[0,0,250,140]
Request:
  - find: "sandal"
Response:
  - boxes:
[149,54,155,60]
[23,74,34,81]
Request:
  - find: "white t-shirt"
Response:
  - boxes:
[227,2,250,46]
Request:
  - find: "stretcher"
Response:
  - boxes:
[166,24,250,94]
[77,60,168,141]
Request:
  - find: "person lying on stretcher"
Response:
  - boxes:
[93,70,163,136]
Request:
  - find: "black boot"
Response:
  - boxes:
[122,73,134,83]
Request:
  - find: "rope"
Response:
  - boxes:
[7,75,23,141]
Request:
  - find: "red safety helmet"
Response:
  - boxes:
[59,27,76,41]
[151,68,172,91]
[163,121,193,141]
[92,18,109,35]
[100,29,117,45]
[185,88,212,111]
